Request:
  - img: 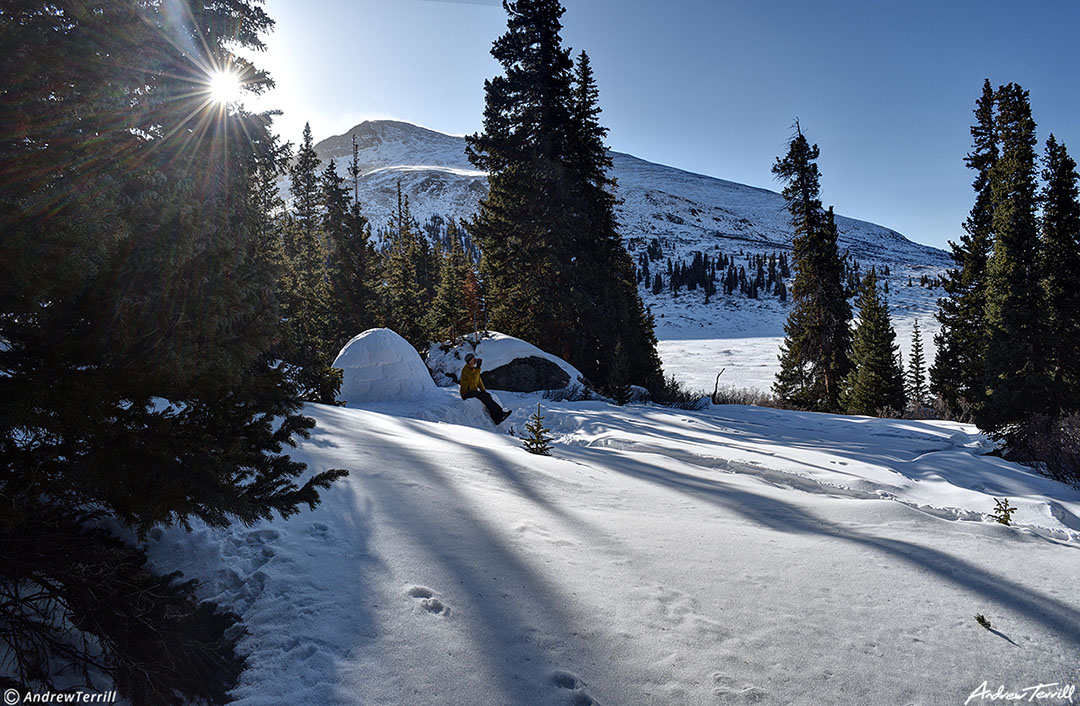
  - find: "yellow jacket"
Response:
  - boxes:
[460,364,485,397]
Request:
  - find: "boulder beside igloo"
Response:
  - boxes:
[333,328,437,403]
[425,331,585,393]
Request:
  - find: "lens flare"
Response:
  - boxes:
[208,69,243,105]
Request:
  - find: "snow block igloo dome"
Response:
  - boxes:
[333,328,438,403]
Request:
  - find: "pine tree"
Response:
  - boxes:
[463,265,486,342]
[0,1,345,701]
[289,123,322,244]
[1039,135,1080,417]
[569,50,663,394]
[426,221,473,341]
[772,125,852,411]
[384,184,431,349]
[466,2,662,393]
[329,134,381,342]
[842,270,906,416]
[906,319,929,410]
[523,403,554,455]
[981,83,1044,434]
[320,159,350,249]
[278,126,341,403]
[932,80,997,418]
[466,0,574,353]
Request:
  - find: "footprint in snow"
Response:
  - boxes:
[407,586,450,617]
[306,522,331,540]
[551,671,600,705]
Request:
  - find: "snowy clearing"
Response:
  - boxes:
[150,395,1080,706]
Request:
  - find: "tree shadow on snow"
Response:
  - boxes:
[571,443,1080,652]
[305,407,610,706]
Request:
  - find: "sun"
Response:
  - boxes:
[207,69,243,106]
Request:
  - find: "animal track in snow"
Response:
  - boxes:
[306,522,332,540]
[551,671,600,705]
[407,585,450,617]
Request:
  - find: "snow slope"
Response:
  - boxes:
[149,395,1080,706]
[312,120,947,267]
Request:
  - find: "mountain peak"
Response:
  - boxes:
[314,120,472,172]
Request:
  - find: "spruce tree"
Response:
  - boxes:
[523,403,554,455]
[0,1,345,701]
[426,221,473,342]
[772,125,852,412]
[329,134,381,343]
[289,123,322,244]
[1039,135,1080,417]
[384,184,431,349]
[981,83,1043,434]
[463,265,486,342]
[278,126,341,403]
[466,0,574,353]
[466,1,662,393]
[931,79,997,418]
[842,270,906,416]
[567,50,663,393]
[906,319,929,410]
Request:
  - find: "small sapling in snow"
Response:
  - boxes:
[975,613,992,630]
[523,403,553,456]
[990,498,1016,525]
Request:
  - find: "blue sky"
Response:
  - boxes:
[245,0,1079,251]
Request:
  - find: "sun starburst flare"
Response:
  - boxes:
[207,69,243,106]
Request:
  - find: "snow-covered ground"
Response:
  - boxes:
[149,391,1080,706]
[652,267,943,394]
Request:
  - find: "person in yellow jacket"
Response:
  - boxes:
[460,353,511,424]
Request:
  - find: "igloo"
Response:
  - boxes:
[333,328,438,403]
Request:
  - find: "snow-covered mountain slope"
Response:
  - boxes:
[315,120,948,264]
[149,393,1080,706]
[314,120,953,391]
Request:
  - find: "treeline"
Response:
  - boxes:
[770,83,1080,484]
[907,273,946,289]
[636,247,791,300]
[633,240,894,304]
[931,80,1080,481]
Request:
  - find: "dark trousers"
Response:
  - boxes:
[462,389,503,422]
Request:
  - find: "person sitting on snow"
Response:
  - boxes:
[460,353,511,424]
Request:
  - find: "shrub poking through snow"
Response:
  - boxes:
[975,613,992,630]
[523,403,553,456]
[990,498,1017,525]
